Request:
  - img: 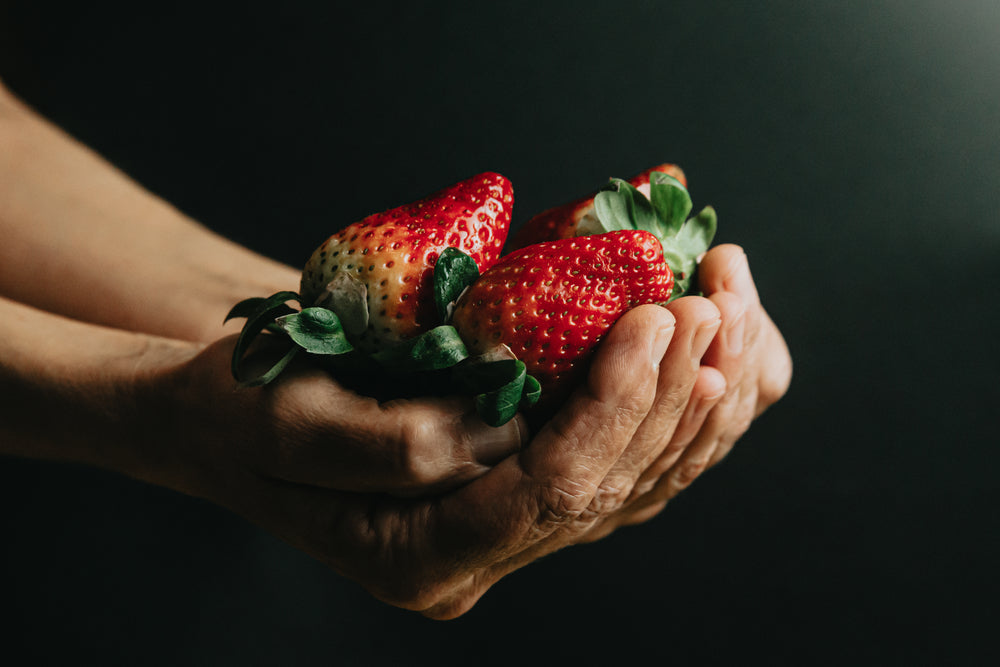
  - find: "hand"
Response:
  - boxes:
[622,244,793,516]
[139,301,722,619]
[139,337,528,501]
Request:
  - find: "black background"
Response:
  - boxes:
[2,1,998,664]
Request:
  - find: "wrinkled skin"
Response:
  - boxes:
[0,82,790,619]
[146,243,790,619]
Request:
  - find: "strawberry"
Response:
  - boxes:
[450,229,674,410]
[299,172,513,352]
[509,163,685,250]
[515,166,715,303]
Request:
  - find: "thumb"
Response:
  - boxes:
[268,369,528,496]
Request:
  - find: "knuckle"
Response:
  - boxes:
[611,398,652,435]
[669,457,709,491]
[658,382,695,420]
[604,376,657,422]
[534,475,595,531]
[629,477,657,501]
[588,476,632,516]
[394,419,448,486]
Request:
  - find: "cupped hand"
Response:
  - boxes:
[140,301,724,619]
[139,337,527,503]
[620,244,793,519]
[138,257,787,619]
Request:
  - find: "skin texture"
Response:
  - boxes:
[0,81,791,618]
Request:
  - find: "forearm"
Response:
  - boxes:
[0,293,196,481]
[0,83,299,343]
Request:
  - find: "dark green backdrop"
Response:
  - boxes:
[2,1,997,664]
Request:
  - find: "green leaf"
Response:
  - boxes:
[434,247,480,323]
[594,178,659,234]
[618,179,659,235]
[520,374,541,409]
[649,172,693,237]
[370,325,470,372]
[587,173,718,301]
[228,291,302,384]
[663,206,718,302]
[274,307,354,355]
[454,359,529,427]
[594,184,634,232]
[675,206,718,260]
[238,346,300,388]
[225,297,269,323]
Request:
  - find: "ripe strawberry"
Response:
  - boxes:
[509,163,685,250]
[299,172,513,351]
[450,229,674,409]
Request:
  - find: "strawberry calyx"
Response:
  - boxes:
[585,172,718,302]
[454,357,541,427]
[225,291,308,387]
[369,325,469,371]
[225,247,539,427]
[433,247,480,323]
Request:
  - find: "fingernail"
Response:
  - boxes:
[691,318,721,361]
[467,413,526,465]
[726,308,746,355]
[650,322,676,365]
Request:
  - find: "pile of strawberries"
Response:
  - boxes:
[229,165,717,426]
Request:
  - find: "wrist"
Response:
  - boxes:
[0,296,202,484]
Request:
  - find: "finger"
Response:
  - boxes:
[619,296,721,500]
[630,364,726,500]
[699,244,759,305]
[429,305,674,567]
[654,290,750,493]
[754,307,793,416]
[696,248,770,470]
[696,292,754,470]
[251,361,526,494]
[667,366,728,455]
[406,306,677,616]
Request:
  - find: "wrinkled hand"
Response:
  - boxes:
[617,244,793,523]
[142,338,527,501]
[141,250,789,619]
[502,244,791,547]
[135,301,715,618]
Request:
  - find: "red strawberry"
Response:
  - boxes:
[509,163,686,250]
[450,229,674,409]
[299,172,513,352]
